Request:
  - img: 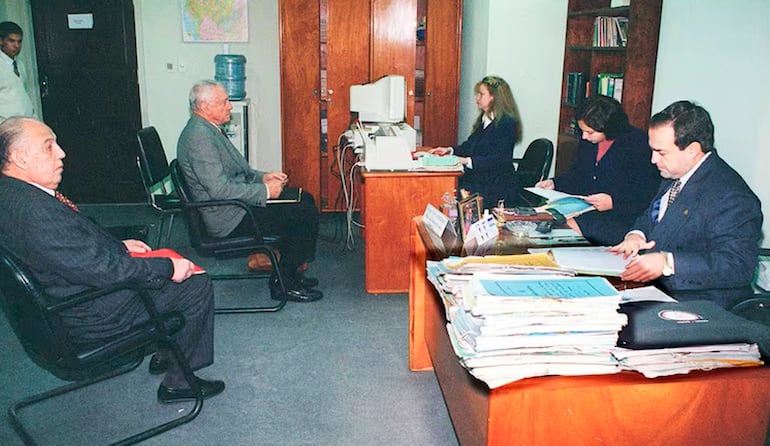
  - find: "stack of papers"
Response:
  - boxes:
[611,344,763,378]
[426,256,765,389]
[428,258,626,388]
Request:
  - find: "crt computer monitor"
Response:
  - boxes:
[349,74,406,124]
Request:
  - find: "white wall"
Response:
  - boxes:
[652,0,770,246]
[134,0,282,170]
[458,0,490,142]
[459,0,567,167]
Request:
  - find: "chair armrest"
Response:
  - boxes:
[731,294,770,327]
[181,199,265,240]
[45,281,183,340]
[46,282,156,314]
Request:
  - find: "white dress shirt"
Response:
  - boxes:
[0,50,35,122]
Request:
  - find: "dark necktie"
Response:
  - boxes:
[12,59,20,77]
[667,179,682,208]
[650,197,661,224]
[55,191,80,212]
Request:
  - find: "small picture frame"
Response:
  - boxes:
[457,193,482,241]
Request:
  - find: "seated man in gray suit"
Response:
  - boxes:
[0,117,224,403]
[611,101,763,309]
[177,80,322,302]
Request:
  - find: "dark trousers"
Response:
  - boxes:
[230,190,319,271]
[67,274,215,373]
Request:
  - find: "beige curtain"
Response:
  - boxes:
[0,0,43,119]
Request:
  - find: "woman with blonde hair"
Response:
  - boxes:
[429,75,522,206]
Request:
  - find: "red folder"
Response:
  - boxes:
[130,248,206,274]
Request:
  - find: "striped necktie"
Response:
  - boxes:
[12,59,20,77]
[55,191,80,212]
[667,179,682,207]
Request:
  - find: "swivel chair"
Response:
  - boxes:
[513,138,554,188]
[169,159,287,314]
[136,127,182,247]
[0,245,203,446]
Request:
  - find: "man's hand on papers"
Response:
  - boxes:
[609,233,661,282]
[583,193,613,211]
[620,252,665,283]
[609,233,654,259]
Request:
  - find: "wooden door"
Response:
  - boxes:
[279,0,321,205]
[371,0,417,126]
[322,0,370,211]
[422,0,462,147]
[30,0,144,203]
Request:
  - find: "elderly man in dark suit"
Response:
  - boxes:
[611,101,763,309]
[177,80,322,302]
[0,117,224,403]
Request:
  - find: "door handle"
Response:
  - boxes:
[40,74,49,98]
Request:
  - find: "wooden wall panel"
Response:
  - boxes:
[422,0,462,146]
[370,0,417,125]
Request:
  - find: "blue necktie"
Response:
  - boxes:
[650,197,661,224]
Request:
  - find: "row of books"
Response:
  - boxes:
[425,253,766,389]
[593,16,628,48]
[564,72,624,106]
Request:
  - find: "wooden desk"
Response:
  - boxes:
[360,170,459,293]
[409,218,770,446]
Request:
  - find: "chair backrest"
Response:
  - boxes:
[0,246,82,379]
[516,138,554,187]
[137,127,171,187]
[170,159,272,257]
[169,159,208,251]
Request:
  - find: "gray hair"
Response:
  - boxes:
[189,80,224,112]
[0,117,35,170]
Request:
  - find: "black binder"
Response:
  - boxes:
[617,299,770,356]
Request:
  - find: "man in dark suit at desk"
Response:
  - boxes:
[177,80,322,302]
[0,117,224,403]
[611,101,762,309]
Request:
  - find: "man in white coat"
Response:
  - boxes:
[0,21,35,122]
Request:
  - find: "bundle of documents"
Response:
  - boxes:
[428,257,627,388]
[530,246,631,276]
[426,255,766,389]
[611,344,763,378]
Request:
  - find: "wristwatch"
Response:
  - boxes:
[661,251,674,277]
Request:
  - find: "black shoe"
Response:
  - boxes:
[299,274,319,288]
[157,377,225,404]
[270,277,323,302]
[148,354,168,375]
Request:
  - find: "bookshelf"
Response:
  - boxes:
[555,0,662,176]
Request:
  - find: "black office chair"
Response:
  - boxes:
[136,127,183,247]
[169,159,287,314]
[731,295,770,327]
[513,138,554,188]
[0,245,203,446]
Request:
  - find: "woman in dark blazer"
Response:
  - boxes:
[536,95,660,245]
[429,75,522,207]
